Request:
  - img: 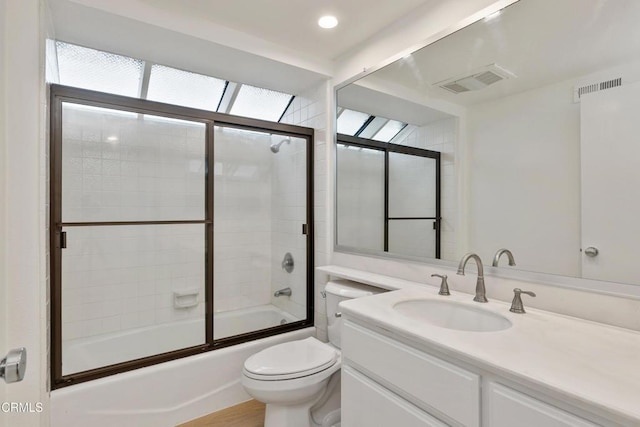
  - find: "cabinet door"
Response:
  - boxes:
[342,320,480,426]
[342,366,447,427]
[487,382,600,427]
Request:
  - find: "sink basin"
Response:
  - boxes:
[393,299,512,332]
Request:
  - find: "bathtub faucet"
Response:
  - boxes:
[274,287,292,297]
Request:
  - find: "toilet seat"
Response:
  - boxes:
[244,337,338,381]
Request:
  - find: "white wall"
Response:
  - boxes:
[280,82,331,340]
[3,0,48,426]
[466,78,581,277]
[0,0,8,420]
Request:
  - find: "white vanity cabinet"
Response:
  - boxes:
[342,320,480,426]
[341,319,605,427]
[486,382,598,427]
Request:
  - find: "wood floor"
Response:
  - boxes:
[178,400,266,427]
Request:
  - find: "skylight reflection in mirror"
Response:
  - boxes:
[373,120,406,142]
[336,109,370,135]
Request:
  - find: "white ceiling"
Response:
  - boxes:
[357,0,640,107]
[134,0,429,61]
[50,0,434,94]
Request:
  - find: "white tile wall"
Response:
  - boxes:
[62,106,206,223]
[280,82,330,340]
[61,225,205,340]
[269,136,308,320]
[213,126,272,315]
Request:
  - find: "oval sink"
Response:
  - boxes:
[393,299,512,332]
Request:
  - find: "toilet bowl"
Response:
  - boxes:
[241,280,383,427]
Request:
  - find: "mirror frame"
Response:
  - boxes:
[331,0,640,300]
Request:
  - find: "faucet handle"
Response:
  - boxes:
[431,274,450,296]
[510,288,536,313]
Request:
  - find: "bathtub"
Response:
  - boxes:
[52,305,313,427]
[63,304,299,374]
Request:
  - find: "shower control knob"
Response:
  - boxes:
[584,247,599,257]
[281,252,294,273]
[0,347,27,384]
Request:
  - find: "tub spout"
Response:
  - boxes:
[274,287,292,297]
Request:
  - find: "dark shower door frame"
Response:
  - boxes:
[50,84,315,389]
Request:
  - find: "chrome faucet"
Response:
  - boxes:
[492,248,516,267]
[274,287,292,297]
[457,253,488,303]
[431,274,450,296]
[510,288,536,313]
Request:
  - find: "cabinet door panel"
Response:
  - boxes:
[342,321,479,427]
[487,382,599,427]
[342,367,447,427]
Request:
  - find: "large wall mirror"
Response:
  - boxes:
[335,0,640,287]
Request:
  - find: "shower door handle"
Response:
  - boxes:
[0,347,27,383]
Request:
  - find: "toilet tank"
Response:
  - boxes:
[325,280,384,349]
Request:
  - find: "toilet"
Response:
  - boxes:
[241,279,383,427]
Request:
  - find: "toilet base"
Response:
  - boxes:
[264,401,316,427]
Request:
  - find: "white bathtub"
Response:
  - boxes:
[214,304,299,339]
[52,305,313,427]
[63,304,300,375]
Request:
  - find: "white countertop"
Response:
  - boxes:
[317,265,432,291]
[339,286,640,426]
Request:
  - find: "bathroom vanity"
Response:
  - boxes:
[338,287,640,427]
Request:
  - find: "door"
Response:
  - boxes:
[580,82,640,284]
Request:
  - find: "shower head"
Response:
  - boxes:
[270,138,290,153]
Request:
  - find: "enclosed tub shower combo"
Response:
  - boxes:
[49,84,315,404]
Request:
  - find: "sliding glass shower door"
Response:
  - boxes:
[50,85,313,388]
[56,102,210,376]
[213,126,308,340]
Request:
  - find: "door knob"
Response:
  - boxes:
[0,347,27,383]
[584,247,599,257]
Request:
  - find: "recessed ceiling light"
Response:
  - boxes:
[106,135,119,143]
[318,15,338,29]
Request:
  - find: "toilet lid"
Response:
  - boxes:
[244,337,338,380]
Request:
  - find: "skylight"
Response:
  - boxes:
[56,42,144,97]
[54,41,295,123]
[146,65,227,111]
[229,85,293,122]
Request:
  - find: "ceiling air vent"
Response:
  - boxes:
[435,64,515,94]
[573,77,622,103]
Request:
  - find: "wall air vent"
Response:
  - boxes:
[573,77,622,103]
[434,64,516,94]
